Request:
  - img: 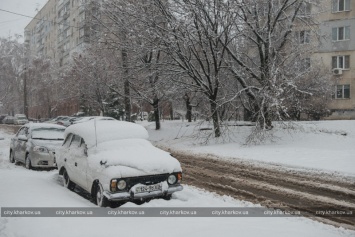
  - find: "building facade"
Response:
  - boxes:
[315,0,355,119]
[24,0,95,119]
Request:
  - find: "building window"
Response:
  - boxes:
[332,26,350,41]
[302,57,311,70]
[79,28,85,38]
[332,0,351,12]
[299,2,312,16]
[335,85,350,99]
[332,55,350,69]
[296,30,310,44]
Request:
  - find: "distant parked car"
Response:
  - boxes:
[9,123,66,169]
[14,114,29,125]
[47,116,68,123]
[2,116,15,124]
[56,117,75,127]
[57,120,183,207]
[0,115,7,124]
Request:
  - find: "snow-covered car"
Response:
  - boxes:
[56,120,183,207]
[9,123,66,169]
[2,116,15,124]
[55,117,75,127]
[13,114,29,125]
[47,116,69,124]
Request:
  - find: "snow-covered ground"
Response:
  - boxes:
[0,125,354,237]
[145,120,355,176]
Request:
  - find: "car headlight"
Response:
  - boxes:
[117,180,127,190]
[167,174,177,185]
[33,146,49,153]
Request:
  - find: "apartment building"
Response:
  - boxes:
[315,0,355,119]
[24,0,94,65]
[24,0,98,118]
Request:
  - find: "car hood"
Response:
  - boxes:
[88,139,182,175]
[30,139,64,151]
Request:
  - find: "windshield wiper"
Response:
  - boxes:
[33,138,63,140]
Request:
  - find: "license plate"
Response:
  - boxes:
[135,183,162,193]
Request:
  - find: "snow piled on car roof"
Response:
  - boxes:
[27,123,66,130]
[89,139,182,174]
[65,120,149,147]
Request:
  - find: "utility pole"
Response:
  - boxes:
[23,41,29,118]
[24,66,28,117]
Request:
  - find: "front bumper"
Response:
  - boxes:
[104,185,183,201]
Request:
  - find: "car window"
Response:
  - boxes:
[70,135,81,147]
[32,127,64,140]
[79,138,85,147]
[63,134,73,147]
[17,128,26,136]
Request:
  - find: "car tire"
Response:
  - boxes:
[96,183,109,207]
[163,194,172,200]
[25,154,32,170]
[63,169,75,191]
[9,151,15,163]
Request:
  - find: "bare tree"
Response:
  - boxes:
[216,0,331,130]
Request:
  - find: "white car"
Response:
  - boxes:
[56,120,183,207]
[14,114,29,125]
[9,123,65,169]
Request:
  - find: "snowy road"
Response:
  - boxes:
[161,146,355,229]
[1,125,354,237]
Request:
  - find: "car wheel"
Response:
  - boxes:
[163,194,172,200]
[9,151,15,163]
[63,169,75,191]
[25,154,32,170]
[96,183,109,207]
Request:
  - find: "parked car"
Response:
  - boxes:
[47,116,69,123]
[14,114,29,125]
[0,115,7,124]
[2,116,15,124]
[57,120,183,207]
[9,123,66,169]
[56,117,75,127]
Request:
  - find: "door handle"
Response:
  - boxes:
[75,162,77,166]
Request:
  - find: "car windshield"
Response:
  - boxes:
[32,128,65,140]
[17,116,27,120]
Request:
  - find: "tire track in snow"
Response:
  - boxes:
[159,146,355,230]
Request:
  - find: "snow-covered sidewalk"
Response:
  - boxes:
[145,120,355,176]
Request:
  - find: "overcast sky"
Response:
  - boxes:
[0,0,48,42]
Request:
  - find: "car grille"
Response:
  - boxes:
[124,174,169,190]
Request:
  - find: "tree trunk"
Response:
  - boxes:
[122,48,131,122]
[210,98,221,137]
[184,93,192,122]
[169,101,173,120]
[153,96,160,130]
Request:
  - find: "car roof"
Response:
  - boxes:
[65,120,149,147]
[25,123,66,130]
